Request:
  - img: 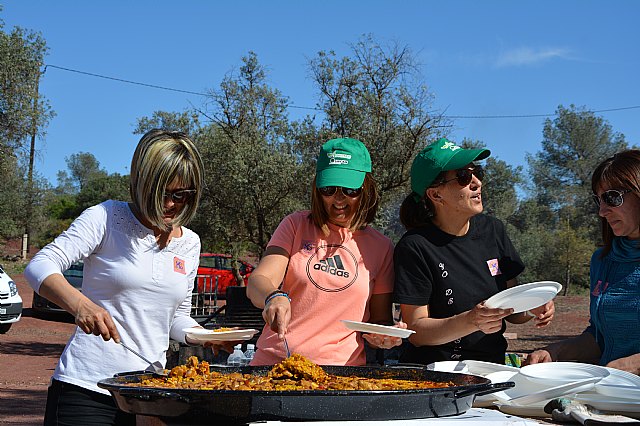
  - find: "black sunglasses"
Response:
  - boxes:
[318,186,363,198]
[440,165,485,187]
[163,189,197,203]
[592,189,632,208]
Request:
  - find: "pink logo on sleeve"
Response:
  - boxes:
[487,259,501,276]
[173,257,186,274]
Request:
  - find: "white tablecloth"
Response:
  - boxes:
[255,408,543,425]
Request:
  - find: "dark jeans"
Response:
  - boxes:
[44,379,135,426]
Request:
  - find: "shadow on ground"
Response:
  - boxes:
[0,388,45,424]
[0,341,67,356]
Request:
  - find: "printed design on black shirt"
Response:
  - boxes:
[306,243,358,292]
[486,258,501,276]
[440,262,454,305]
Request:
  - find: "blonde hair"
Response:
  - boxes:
[310,174,379,236]
[130,129,204,231]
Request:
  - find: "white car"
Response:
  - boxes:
[0,265,22,333]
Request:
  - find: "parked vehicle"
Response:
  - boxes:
[0,264,22,333]
[196,253,254,299]
[32,260,83,315]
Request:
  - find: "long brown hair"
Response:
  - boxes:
[591,149,640,256]
[310,174,379,236]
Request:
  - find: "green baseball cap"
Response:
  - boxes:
[316,138,372,189]
[411,138,490,196]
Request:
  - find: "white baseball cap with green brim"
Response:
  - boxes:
[316,138,372,189]
[411,138,491,197]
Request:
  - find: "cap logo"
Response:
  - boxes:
[441,141,461,151]
[327,151,351,165]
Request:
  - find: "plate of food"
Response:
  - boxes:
[183,327,258,342]
[341,320,415,338]
[484,281,562,313]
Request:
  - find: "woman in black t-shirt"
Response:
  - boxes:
[393,138,555,365]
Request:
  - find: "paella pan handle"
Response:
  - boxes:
[117,388,191,403]
[454,381,514,398]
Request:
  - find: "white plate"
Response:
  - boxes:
[183,327,258,342]
[596,384,640,399]
[484,281,562,313]
[463,360,519,376]
[599,367,640,387]
[575,392,640,415]
[426,361,469,373]
[519,362,610,386]
[506,377,600,405]
[340,320,415,338]
[485,370,519,384]
[473,370,519,406]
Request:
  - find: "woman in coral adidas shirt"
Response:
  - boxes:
[247,137,405,366]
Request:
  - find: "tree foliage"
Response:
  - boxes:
[0,21,53,160]
[196,52,307,255]
[521,105,629,289]
[308,35,449,198]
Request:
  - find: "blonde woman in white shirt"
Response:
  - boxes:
[26,129,213,426]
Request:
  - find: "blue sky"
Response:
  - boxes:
[3,0,639,185]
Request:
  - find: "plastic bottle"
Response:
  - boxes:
[227,344,246,366]
[243,344,256,365]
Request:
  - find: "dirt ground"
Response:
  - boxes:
[0,274,590,425]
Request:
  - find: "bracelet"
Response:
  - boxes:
[265,290,291,306]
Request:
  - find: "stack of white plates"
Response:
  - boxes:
[491,362,609,416]
[574,367,640,416]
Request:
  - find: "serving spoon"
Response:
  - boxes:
[283,335,291,358]
[119,341,168,376]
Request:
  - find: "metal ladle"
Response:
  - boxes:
[119,341,168,376]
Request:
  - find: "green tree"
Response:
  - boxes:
[197,52,306,255]
[308,35,448,199]
[0,14,55,251]
[0,18,53,159]
[520,105,628,288]
[74,172,130,213]
[57,152,106,192]
[0,154,28,238]
[528,105,627,229]
[134,110,200,136]
[459,138,523,222]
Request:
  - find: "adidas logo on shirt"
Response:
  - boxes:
[313,255,350,278]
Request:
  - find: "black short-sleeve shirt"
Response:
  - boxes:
[393,214,524,365]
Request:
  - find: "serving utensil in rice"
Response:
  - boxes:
[119,341,168,376]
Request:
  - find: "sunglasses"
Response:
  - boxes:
[592,189,632,208]
[163,189,197,203]
[318,186,363,198]
[440,165,485,187]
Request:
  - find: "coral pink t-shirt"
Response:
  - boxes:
[251,211,394,366]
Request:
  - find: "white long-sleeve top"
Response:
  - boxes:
[25,200,201,394]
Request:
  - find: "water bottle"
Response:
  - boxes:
[227,344,246,366]
[243,344,255,364]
